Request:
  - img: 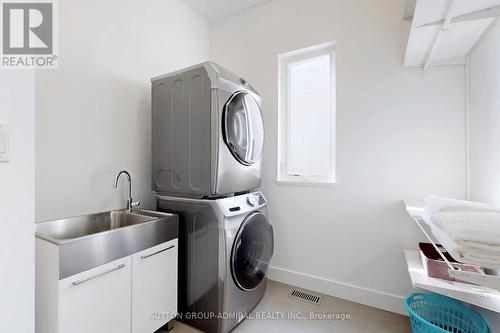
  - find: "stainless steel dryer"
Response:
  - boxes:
[151,62,264,198]
[157,191,273,333]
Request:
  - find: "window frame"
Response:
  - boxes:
[277,42,337,186]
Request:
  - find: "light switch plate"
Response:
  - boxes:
[0,123,10,162]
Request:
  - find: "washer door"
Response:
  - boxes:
[231,212,274,291]
[223,91,264,166]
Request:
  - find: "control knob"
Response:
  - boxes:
[247,196,257,207]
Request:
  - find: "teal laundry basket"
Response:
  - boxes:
[405,293,489,333]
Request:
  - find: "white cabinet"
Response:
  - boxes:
[132,239,178,333]
[36,238,178,333]
[58,256,132,333]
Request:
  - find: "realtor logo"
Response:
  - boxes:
[1,0,57,68]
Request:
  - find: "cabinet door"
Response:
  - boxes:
[132,239,178,333]
[58,256,132,333]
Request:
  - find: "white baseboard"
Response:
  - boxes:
[267,265,407,316]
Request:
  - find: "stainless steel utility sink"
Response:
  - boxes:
[36,211,159,242]
[36,209,178,279]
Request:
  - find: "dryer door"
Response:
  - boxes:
[231,212,274,291]
[223,91,264,166]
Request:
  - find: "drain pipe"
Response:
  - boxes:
[465,55,471,200]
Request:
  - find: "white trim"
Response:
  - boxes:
[276,179,336,187]
[277,42,337,185]
[278,41,336,59]
[267,265,407,316]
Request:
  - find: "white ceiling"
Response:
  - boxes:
[183,0,268,21]
[404,0,500,68]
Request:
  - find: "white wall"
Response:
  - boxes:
[210,0,466,313]
[469,20,500,206]
[468,19,500,331]
[36,0,209,221]
[0,71,35,332]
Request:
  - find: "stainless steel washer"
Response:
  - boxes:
[151,62,264,198]
[157,191,273,333]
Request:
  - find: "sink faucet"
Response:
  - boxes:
[113,170,140,211]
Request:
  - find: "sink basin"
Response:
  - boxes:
[36,211,158,242]
[36,209,178,279]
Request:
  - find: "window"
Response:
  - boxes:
[277,42,336,185]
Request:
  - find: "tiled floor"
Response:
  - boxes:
[161,280,411,333]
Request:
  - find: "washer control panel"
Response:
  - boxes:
[217,191,266,216]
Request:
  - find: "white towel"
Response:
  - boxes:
[424,195,500,216]
[422,196,500,268]
[427,220,500,268]
[430,211,500,252]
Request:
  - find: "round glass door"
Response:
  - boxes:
[231,212,274,291]
[223,91,264,165]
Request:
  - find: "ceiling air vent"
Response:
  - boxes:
[289,289,322,305]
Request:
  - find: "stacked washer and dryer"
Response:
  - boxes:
[151,62,274,333]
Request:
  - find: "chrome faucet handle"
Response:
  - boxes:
[113,170,137,211]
